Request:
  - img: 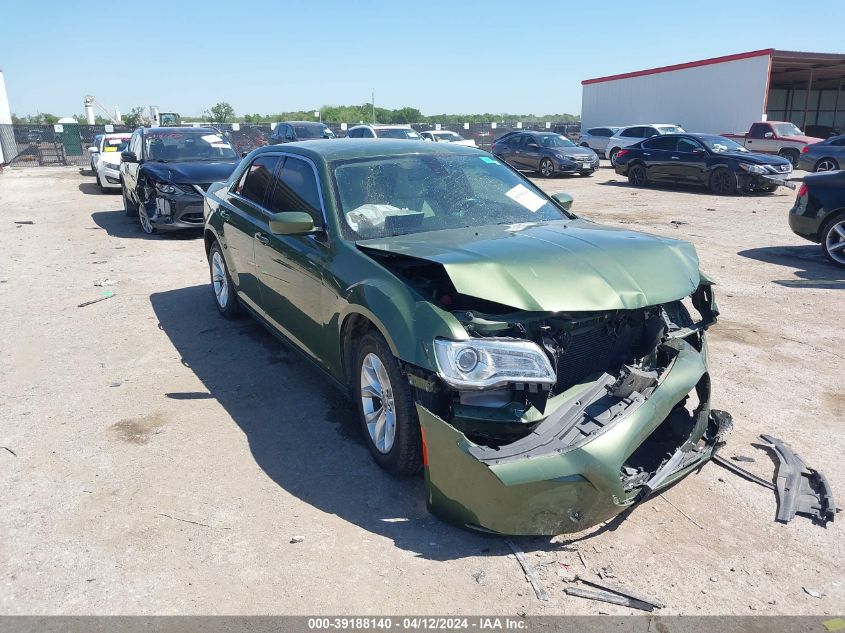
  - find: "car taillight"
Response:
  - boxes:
[797,183,808,198]
[616,149,630,159]
[801,146,809,154]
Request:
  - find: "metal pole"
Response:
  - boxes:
[802,68,814,130]
[372,89,375,124]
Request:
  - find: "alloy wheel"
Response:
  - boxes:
[711,170,734,195]
[824,220,845,265]
[211,250,229,309]
[815,159,839,172]
[540,159,554,177]
[138,204,155,234]
[629,165,647,186]
[360,352,396,454]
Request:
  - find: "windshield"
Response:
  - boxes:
[434,131,463,142]
[657,125,684,134]
[375,128,421,140]
[333,154,570,240]
[144,131,238,161]
[294,124,334,139]
[537,134,575,148]
[700,135,748,153]
[103,136,131,152]
[772,123,803,137]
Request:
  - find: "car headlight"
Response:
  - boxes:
[434,338,556,390]
[555,152,573,161]
[155,182,177,194]
[739,163,766,174]
[103,162,120,171]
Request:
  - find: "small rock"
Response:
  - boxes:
[599,566,616,579]
[710,577,718,582]
[718,477,725,482]
[472,569,486,584]
[701,589,707,594]
[730,567,736,572]
[803,587,825,599]
[768,600,777,605]
[109,382,122,388]
[749,604,757,611]
[289,536,305,544]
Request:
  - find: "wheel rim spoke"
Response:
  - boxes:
[360,352,396,454]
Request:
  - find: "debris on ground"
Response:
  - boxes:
[670,220,688,226]
[712,454,775,490]
[598,566,616,579]
[1,446,17,457]
[471,569,486,584]
[564,586,655,612]
[289,536,305,544]
[659,493,704,529]
[577,549,588,569]
[93,279,118,287]
[575,574,665,610]
[803,587,825,599]
[77,291,115,308]
[14,220,33,225]
[760,434,837,526]
[731,455,756,463]
[505,540,549,602]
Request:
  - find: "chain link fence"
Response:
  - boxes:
[0,121,581,169]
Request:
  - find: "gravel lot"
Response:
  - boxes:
[0,164,842,616]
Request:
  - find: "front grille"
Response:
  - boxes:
[181,212,204,224]
[570,155,592,162]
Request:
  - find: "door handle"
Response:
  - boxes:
[255,232,270,245]
[643,152,651,156]
[219,210,230,221]
[671,156,680,160]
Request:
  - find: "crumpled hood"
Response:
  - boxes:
[141,160,239,185]
[358,220,702,312]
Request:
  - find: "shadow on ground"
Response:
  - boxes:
[738,245,845,289]
[91,210,202,240]
[598,178,786,198]
[78,182,111,195]
[149,284,542,560]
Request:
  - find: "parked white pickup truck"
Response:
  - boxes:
[723,121,822,168]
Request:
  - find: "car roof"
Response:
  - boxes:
[104,132,131,139]
[250,138,481,162]
[279,120,326,126]
[349,124,414,130]
[142,126,219,134]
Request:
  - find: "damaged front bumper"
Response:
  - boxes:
[420,336,724,535]
[143,187,206,231]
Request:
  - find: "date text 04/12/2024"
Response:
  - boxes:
[306,618,527,630]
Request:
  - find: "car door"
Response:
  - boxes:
[672,136,709,183]
[498,134,520,165]
[223,154,282,312]
[746,123,775,154]
[640,136,677,181]
[123,131,143,195]
[253,155,331,364]
[522,135,543,170]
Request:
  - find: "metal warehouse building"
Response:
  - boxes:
[581,49,845,135]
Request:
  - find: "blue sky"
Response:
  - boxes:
[1,0,842,118]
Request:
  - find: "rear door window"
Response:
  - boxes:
[643,136,677,151]
[238,155,281,206]
[620,127,641,138]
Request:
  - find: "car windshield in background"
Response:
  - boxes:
[538,134,575,148]
[376,129,421,140]
[435,131,463,141]
[700,135,748,153]
[772,123,804,137]
[333,154,569,240]
[657,126,684,134]
[144,132,238,162]
[294,125,333,139]
[103,137,130,152]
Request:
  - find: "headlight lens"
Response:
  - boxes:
[739,163,766,174]
[155,182,177,194]
[434,338,556,390]
[103,162,120,171]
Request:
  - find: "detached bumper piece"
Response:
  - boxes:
[760,434,836,526]
[144,192,205,231]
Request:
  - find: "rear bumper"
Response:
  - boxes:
[788,206,822,242]
[420,337,718,535]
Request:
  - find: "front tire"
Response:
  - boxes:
[779,149,799,168]
[354,331,422,475]
[709,167,736,195]
[138,202,156,234]
[821,215,845,267]
[628,163,648,187]
[539,158,555,178]
[208,241,242,317]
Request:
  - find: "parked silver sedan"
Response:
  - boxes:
[798,135,845,172]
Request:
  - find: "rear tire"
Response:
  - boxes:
[208,241,242,317]
[814,158,839,172]
[709,167,737,195]
[628,163,648,187]
[821,214,845,267]
[354,331,422,476]
[779,149,799,168]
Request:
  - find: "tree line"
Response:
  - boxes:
[10,102,579,127]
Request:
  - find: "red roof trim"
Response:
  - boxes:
[582,49,775,85]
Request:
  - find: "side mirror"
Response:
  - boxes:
[268,211,315,235]
[241,150,250,158]
[551,192,574,212]
[121,151,138,163]
[88,146,99,153]
[764,132,774,139]
[693,148,706,154]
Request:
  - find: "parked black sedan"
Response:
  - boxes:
[120,127,241,234]
[492,131,599,177]
[789,170,845,266]
[614,133,794,195]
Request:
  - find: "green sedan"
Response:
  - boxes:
[202,139,726,536]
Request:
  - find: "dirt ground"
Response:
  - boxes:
[0,164,842,616]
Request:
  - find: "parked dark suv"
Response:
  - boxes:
[269,121,335,144]
[120,127,241,234]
